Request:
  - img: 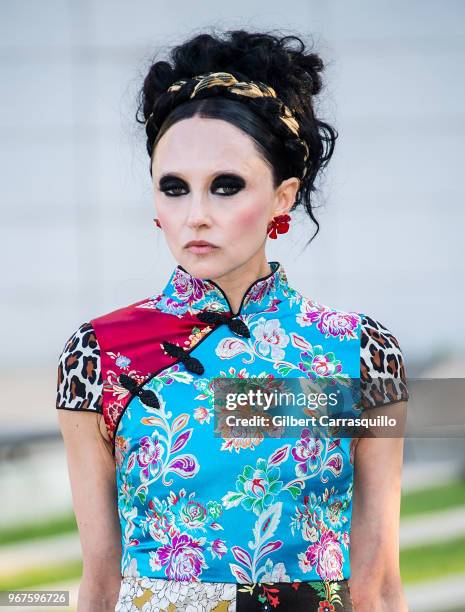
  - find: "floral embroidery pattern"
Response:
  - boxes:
[236,579,352,611]
[193,367,282,453]
[284,430,344,499]
[137,434,165,480]
[222,445,289,513]
[115,575,236,612]
[297,298,360,342]
[114,353,131,369]
[229,501,284,583]
[112,260,362,598]
[291,487,351,581]
[292,435,325,476]
[224,459,283,514]
[122,407,200,503]
[215,316,291,365]
[298,529,344,580]
[137,489,229,583]
[254,318,290,361]
[272,331,349,383]
[138,261,291,317]
[115,574,353,610]
[58,260,408,610]
[155,532,207,581]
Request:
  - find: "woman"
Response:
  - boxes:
[56,30,409,612]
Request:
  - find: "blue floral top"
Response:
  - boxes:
[56,260,409,610]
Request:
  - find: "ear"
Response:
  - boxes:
[272,176,300,216]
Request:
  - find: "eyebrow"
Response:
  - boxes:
[158,173,186,186]
[157,170,245,183]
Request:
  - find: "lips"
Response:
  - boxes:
[184,241,219,255]
[185,240,218,248]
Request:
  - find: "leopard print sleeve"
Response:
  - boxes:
[360,314,409,409]
[56,322,103,413]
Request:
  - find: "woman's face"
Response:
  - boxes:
[151,116,298,280]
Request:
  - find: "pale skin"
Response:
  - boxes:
[57,410,121,611]
[349,401,408,611]
[57,115,408,610]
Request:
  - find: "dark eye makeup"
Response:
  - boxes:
[158,173,246,197]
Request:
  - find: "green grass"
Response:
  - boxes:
[0,512,77,547]
[401,479,465,518]
[400,533,465,584]
[0,560,82,591]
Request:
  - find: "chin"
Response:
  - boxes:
[181,251,224,277]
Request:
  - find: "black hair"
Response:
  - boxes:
[135,29,338,247]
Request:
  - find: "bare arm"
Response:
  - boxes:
[348,401,408,611]
[58,410,122,611]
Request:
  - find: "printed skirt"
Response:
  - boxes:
[115,576,354,611]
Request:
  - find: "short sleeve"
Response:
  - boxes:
[360,314,409,410]
[56,321,103,413]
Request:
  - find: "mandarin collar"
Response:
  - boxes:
[151,260,293,317]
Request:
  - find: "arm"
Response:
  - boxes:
[58,409,122,611]
[349,315,410,610]
[348,401,408,611]
[56,322,121,611]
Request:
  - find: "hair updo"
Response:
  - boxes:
[135,29,338,246]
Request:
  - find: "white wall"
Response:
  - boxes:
[1,0,464,376]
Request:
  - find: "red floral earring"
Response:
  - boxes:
[267,214,291,239]
[153,217,162,229]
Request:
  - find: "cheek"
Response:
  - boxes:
[157,205,182,232]
[228,202,268,235]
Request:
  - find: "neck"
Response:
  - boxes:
[206,253,272,315]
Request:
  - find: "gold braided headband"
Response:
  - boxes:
[146,71,309,174]
[169,71,301,136]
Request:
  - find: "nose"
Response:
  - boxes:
[185,194,212,229]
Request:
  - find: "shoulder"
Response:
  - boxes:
[360,313,406,375]
[56,321,103,412]
[88,292,171,350]
[55,292,159,411]
[359,313,409,408]
[293,293,362,342]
